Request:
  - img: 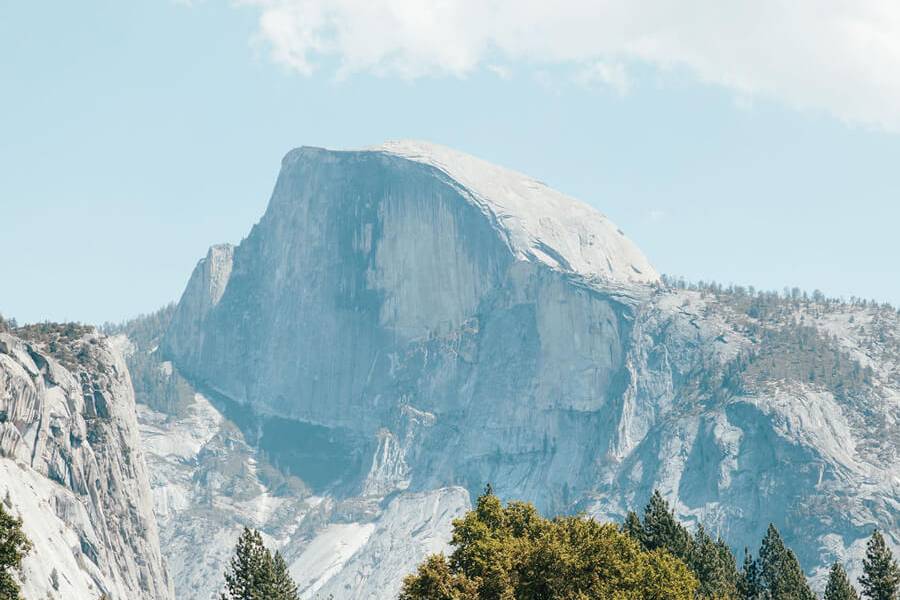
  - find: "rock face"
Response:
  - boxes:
[163,244,234,371]
[0,327,172,600]
[157,141,899,596]
[136,389,469,600]
[137,391,311,600]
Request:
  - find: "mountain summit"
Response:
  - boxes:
[113,142,900,599]
[373,140,658,286]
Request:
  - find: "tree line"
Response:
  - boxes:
[400,488,899,600]
[1,486,897,599]
[659,275,898,315]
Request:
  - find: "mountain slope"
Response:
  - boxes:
[0,324,172,600]
[154,141,898,597]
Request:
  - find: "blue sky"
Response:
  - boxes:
[2,0,899,324]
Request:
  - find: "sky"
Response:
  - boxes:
[1,0,899,325]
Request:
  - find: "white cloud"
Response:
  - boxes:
[486,64,512,80]
[237,0,900,131]
[575,61,630,95]
[649,209,666,222]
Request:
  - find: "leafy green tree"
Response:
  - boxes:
[399,555,478,600]
[400,487,698,600]
[737,548,762,600]
[221,527,299,600]
[757,524,814,600]
[0,502,31,600]
[448,489,544,599]
[521,517,698,599]
[859,530,900,600]
[824,562,860,600]
[641,549,700,599]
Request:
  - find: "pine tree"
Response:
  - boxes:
[0,502,31,600]
[824,562,860,600]
[221,527,299,600]
[266,551,300,600]
[859,530,900,600]
[221,528,269,600]
[757,524,815,600]
[640,490,693,561]
[690,524,738,599]
[737,547,763,600]
[622,510,644,543]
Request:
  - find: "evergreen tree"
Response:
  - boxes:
[622,510,644,544]
[640,490,693,562]
[221,528,270,600]
[859,530,900,600]
[630,492,741,597]
[824,562,860,600]
[0,502,31,600]
[266,551,300,600]
[757,524,815,600]
[221,527,299,600]
[690,524,739,599]
[737,548,763,600]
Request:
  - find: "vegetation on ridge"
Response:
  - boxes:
[102,303,195,415]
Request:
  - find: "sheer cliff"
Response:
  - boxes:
[0,325,172,600]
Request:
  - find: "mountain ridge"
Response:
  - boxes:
[2,141,896,600]
[150,142,898,598]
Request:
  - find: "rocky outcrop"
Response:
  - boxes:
[581,290,900,588]
[136,389,468,600]
[0,328,172,600]
[157,141,899,596]
[137,391,310,600]
[164,243,234,370]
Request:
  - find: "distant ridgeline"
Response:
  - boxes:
[660,275,895,396]
[100,304,197,416]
